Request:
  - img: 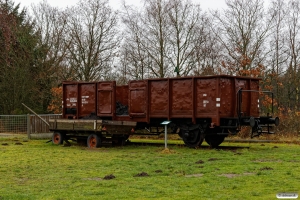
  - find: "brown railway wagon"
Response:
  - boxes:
[125,75,278,147]
[50,75,279,148]
[127,75,259,124]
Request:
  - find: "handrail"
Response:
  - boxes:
[236,89,274,118]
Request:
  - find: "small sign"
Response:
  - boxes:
[161,121,171,125]
[161,121,171,149]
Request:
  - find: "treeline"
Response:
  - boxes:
[0,0,299,114]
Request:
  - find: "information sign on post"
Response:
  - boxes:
[160,121,171,149]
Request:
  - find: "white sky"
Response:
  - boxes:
[17,0,227,11]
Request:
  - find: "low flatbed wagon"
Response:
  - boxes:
[49,118,136,148]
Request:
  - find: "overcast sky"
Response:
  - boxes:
[17,0,227,11]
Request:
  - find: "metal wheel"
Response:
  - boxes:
[205,135,225,148]
[52,132,64,145]
[181,129,204,148]
[87,134,101,148]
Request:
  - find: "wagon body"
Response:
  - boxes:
[127,75,260,126]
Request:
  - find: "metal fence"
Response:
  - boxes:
[0,115,27,133]
[0,114,62,138]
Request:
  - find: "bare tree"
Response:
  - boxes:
[120,0,171,79]
[31,0,72,84]
[120,4,150,81]
[193,15,222,75]
[212,0,272,76]
[121,0,209,79]
[140,0,171,78]
[266,0,287,110]
[167,0,203,76]
[65,0,119,81]
[284,0,300,110]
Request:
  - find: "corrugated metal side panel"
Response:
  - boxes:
[97,81,116,117]
[63,83,78,119]
[128,80,148,122]
[78,83,97,118]
[170,79,193,117]
[219,77,234,117]
[195,77,218,117]
[149,80,168,117]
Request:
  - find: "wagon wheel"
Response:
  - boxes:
[52,132,64,145]
[87,134,101,148]
[205,135,225,148]
[182,129,204,148]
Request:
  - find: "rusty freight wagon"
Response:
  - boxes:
[49,75,279,148]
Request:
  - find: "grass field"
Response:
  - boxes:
[0,136,299,200]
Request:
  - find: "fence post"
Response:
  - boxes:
[27,114,31,139]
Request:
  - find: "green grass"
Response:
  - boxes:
[0,136,299,200]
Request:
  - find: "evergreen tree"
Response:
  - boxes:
[0,0,48,114]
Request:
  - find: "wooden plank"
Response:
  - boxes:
[49,119,136,132]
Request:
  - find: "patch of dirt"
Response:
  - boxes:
[253,159,281,163]
[160,148,175,154]
[195,160,204,164]
[155,170,163,173]
[1,143,8,146]
[219,172,254,178]
[289,160,300,162]
[260,144,265,146]
[260,167,273,171]
[185,173,203,178]
[134,172,149,177]
[15,177,29,184]
[219,173,239,178]
[83,177,102,181]
[176,170,186,175]
[208,158,219,161]
[273,146,278,148]
[103,174,116,180]
[234,152,242,155]
[15,142,23,145]
[243,172,255,175]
